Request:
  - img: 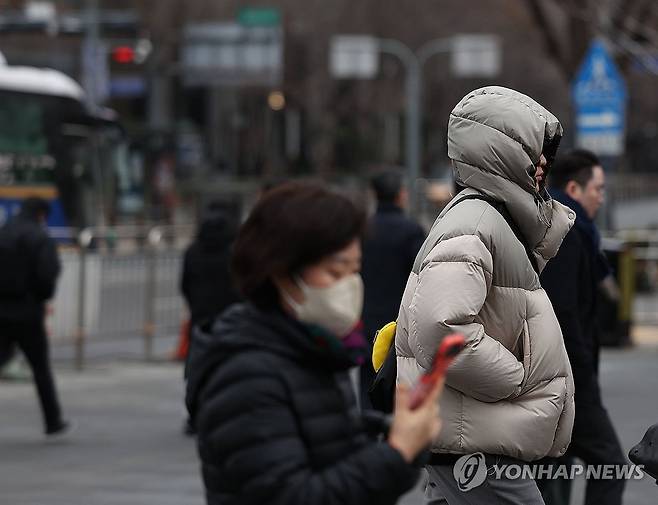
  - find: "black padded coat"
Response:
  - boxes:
[185,303,419,505]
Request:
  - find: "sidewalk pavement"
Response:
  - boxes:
[0,361,203,505]
[632,325,658,346]
[1,343,657,505]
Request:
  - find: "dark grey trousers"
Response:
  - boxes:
[425,454,546,505]
[537,402,626,505]
[0,318,63,432]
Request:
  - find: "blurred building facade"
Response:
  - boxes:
[1,0,658,223]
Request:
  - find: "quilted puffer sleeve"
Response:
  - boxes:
[408,234,524,402]
[196,354,419,505]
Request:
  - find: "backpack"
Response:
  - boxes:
[367,192,539,413]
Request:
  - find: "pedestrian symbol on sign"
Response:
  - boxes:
[572,39,627,156]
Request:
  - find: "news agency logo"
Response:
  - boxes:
[453,452,488,492]
[452,453,646,492]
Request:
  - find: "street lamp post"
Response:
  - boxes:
[378,38,453,216]
[330,34,500,216]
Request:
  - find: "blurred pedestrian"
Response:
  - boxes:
[395,87,576,504]
[181,201,240,331]
[185,182,443,505]
[539,149,626,505]
[179,201,240,434]
[0,197,70,437]
[0,330,14,367]
[360,169,425,408]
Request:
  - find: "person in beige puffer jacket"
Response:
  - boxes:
[395,86,576,504]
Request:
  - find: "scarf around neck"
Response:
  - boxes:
[550,188,611,282]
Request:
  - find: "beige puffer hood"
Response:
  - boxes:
[449,86,571,272]
[396,86,576,461]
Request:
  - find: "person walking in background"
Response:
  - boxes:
[539,149,626,505]
[181,201,240,331]
[360,170,425,408]
[185,182,443,505]
[179,201,240,434]
[0,197,70,437]
[395,87,576,504]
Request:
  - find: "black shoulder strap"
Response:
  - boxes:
[451,194,540,274]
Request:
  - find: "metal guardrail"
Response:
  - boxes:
[604,231,658,327]
[605,174,658,204]
[47,223,658,369]
[48,225,195,370]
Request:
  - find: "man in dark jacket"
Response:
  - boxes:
[0,197,69,436]
[181,202,240,329]
[180,202,240,434]
[540,150,626,505]
[360,170,425,407]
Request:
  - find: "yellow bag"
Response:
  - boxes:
[371,321,397,372]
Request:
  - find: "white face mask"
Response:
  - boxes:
[282,273,364,338]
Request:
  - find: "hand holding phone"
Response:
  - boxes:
[408,334,465,410]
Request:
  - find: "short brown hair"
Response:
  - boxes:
[231,182,365,309]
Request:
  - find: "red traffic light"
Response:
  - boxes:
[112,46,135,64]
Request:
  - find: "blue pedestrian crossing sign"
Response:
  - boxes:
[572,40,627,156]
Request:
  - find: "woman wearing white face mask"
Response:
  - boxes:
[185,182,443,505]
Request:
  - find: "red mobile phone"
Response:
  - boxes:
[408,334,465,410]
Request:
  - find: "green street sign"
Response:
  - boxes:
[237,7,281,27]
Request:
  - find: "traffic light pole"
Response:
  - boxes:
[84,0,100,109]
[84,0,108,229]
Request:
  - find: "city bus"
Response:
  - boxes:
[0,61,122,231]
